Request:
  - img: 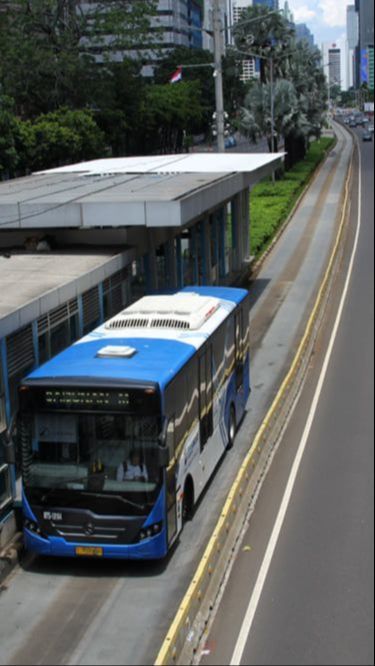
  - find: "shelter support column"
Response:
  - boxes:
[166,238,178,290]
[146,232,159,294]
[242,188,250,261]
[199,217,211,285]
[231,194,241,272]
[231,189,250,274]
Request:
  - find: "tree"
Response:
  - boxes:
[153,47,215,130]
[86,58,148,156]
[222,52,248,118]
[232,5,295,84]
[235,9,327,168]
[0,106,106,176]
[0,96,20,178]
[154,47,247,137]
[0,0,158,117]
[283,41,327,165]
[83,0,159,58]
[139,82,204,154]
[239,78,302,154]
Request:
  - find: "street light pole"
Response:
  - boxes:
[210,4,283,152]
[213,0,225,152]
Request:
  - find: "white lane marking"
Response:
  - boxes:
[230,133,362,666]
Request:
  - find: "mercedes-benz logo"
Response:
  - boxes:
[84,522,95,536]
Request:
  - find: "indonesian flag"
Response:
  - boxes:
[170,66,182,83]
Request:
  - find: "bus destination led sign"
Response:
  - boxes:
[44,389,130,410]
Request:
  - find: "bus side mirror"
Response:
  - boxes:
[158,419,168,448]
[157,446,170,468]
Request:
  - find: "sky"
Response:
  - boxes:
[287,0,347,45]
[287,0,350,87]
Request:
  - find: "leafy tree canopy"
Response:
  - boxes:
[139,81,204,154]
[0,0,158,117]
[232,5,295,83]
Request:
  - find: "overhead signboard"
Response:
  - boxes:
[361,49,369,84]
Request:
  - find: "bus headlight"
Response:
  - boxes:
[138,522,162,541]
[24,519,44,537]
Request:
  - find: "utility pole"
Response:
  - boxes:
[270,56,274,153]
[213,0,225,152]
[193,5,282,153]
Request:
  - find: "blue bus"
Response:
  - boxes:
[14,286,250,559]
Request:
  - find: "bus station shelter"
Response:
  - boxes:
[0,151,284,546]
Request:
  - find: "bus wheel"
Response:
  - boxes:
[227,405,236,450]
[182,478,194,523]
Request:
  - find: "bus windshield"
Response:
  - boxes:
[21,411,162,500]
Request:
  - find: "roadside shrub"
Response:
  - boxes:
[250,136,335,258]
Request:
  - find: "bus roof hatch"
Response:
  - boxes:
[105,293,220,331]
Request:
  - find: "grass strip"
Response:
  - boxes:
[250,136,336,259]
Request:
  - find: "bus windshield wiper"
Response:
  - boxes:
[80,492,146,511]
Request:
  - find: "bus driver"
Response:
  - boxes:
[116,450,148,482]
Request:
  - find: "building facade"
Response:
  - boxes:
[346,5,358,89]
[79,0,206,75]
[229,0,259,82]
[322,42,341,87]
[282,1,293,23]
[355,0,374,90]
[295,23,314,47]
[252,0,279,9]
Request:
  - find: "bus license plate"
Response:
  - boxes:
[75,546,103,557]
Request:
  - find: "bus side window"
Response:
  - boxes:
[186,360,198,434]
[241,301,250,354]
[212,324,226,391]
[166,418,175,460]
[225,316,235,374]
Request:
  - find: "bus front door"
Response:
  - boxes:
[166,462,178,546]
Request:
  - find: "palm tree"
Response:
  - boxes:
[239,78,303,154]
[283,41,327,165]
[234,9,327,167]
[232,5,295,84]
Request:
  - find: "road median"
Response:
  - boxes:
[155,124,353,666]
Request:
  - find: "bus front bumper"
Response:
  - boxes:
[24,527,168,560]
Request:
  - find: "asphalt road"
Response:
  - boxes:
[199,128,374,665]
[0,123,354,666]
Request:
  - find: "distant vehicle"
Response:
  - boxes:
[225,135,237,149]
[362,129,372,141]
[15,287,250,560]
[368,124,374,134]
[354,113,364,125]
[349,120,357,128]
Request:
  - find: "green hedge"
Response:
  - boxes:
[250,136,335,258]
